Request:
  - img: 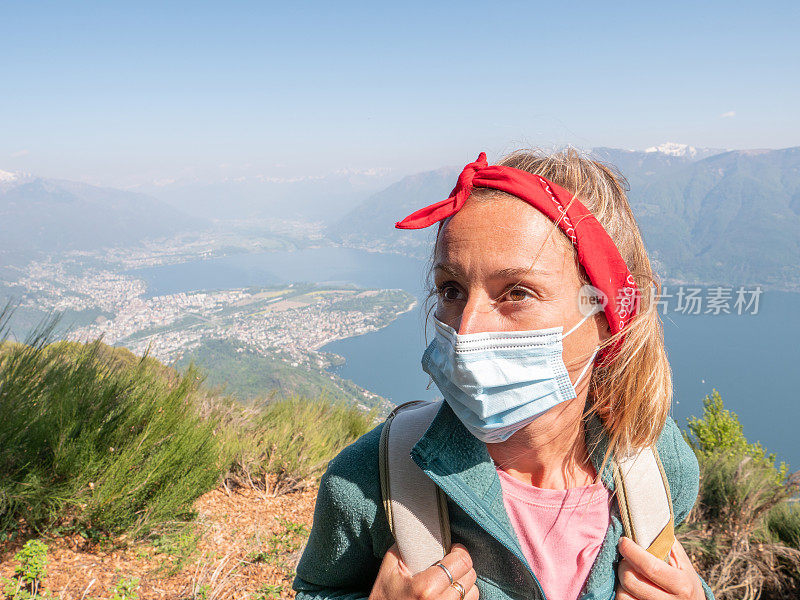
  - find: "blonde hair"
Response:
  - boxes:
[427,147,671,458]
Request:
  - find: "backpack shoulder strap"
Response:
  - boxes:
[379,400,451,574]
[613,445,675,562]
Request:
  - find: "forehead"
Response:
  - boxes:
[434,193,575,274]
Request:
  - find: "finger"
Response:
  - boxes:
[458,568,477,592]
[615,586,636,600]
[414,545,473,596]
[618,536,680,593]
[444,568,477,600]
[383,543,401,562]
[668,540,704,599]
[668,538,693,570]
[618,558,672,600]
[372,544,410,600]
[465,569,480,600]
[420,544,473,586]
[381,543,411,577]
[443,544,473,579]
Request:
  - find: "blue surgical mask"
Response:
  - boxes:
[421,310,600,443]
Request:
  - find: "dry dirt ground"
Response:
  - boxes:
[0,486,318,600]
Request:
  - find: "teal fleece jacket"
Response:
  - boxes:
[293,401,715,600]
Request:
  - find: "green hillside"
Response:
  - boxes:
[173,337,382,407]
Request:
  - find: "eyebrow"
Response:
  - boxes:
[434,263,552,279]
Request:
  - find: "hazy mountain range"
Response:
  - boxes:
[0,170,206,262]
[2,143,799,290]
[133,168,398,222]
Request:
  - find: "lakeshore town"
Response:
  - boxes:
[0,240,416,372]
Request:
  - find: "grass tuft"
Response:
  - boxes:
[0,304,221,538]
[221,395,374,495]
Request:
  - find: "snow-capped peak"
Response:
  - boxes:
[644,142,699,158]
[0,169,19,182]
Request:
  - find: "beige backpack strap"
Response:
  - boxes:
[379,400,451,574]
[613,445,675,561]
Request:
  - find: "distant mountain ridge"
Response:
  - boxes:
[0,171,207,262]
[329,145,800,291]
[628,147,800,288]
[589,146,720,187]
[327,166,458,257]
[644,142,726,160]
[138,168,399,223]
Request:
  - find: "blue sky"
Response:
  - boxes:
[1,0,799,187]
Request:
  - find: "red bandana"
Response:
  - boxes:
[395,152,640,359]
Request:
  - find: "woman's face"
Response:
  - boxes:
[433,193,609,376]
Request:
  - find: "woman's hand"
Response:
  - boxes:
[616,537,704,600]
[369,543,478,600]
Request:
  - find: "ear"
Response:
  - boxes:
[595,312,612,343]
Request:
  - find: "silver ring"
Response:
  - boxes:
[450,581,466,600]
[434,561,454,584]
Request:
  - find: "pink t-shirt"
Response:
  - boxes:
[496,467,611,600]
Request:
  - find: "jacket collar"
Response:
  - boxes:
[409,400,617,570]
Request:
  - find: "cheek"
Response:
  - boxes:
[561,319,603,369]
[499,300,556,325]
[433,297,457,323]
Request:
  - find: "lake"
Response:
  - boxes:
[130,247,800,467]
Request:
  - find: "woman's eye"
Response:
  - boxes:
[505,287,532,302]
[437,284,462,302]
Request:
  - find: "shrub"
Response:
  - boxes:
[109,577,140,600]
[0,307,223,538]
[767,501,800,549]
[1,539,50,599]
[686,389,789,485]
[221,395,374,495]
[680,390,800,600]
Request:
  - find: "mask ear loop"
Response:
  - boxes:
[563,303,601,338]
[572,346,599,388]
[564,303,602,388]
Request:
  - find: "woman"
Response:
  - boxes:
[292,149,715,600]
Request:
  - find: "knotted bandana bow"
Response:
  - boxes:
[395,152,641,359]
